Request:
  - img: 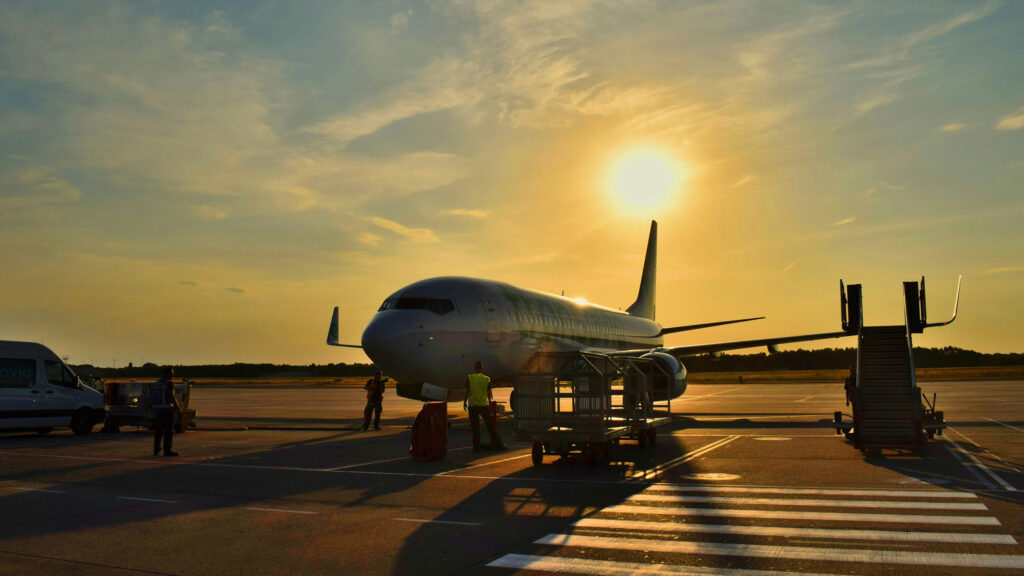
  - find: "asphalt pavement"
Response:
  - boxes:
[0,380,1021,575]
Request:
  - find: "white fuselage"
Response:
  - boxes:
[361,277,664,399]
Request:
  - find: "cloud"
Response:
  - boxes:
[731,175,755,189]
[369,217,439,243]
[193,205,230,221]
[0,165,82,208]
[939,123,968,133]
[178,280,198,287]
[781,259,799,274]
[445,208,490,218]
[390,9,411,34]
[832,217,856,227]
[996,107,1024,130]
[358,233,383,247]
[226,287,246,294]
[984,266,1023,275]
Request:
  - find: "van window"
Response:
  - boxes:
[0,358,35,388]
[45,361,77,388]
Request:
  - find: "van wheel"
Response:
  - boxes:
[35,427,53,435]
[71,409,94,436]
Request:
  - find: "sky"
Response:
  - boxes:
[1,1,1022,367]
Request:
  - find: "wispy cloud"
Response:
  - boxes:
[0,165,82,208]
[178,280,198,287]
[832,217,856,227]
[731,174,755,189]
[781,259,799,274]
[226,286,246,294]
[984,266,1023,275]
[193,205,230,221]
[939,123,968,133]
[369,217,439,244]
[996,106,1024,130]
[445,208,490,218]
[358,233,383,247]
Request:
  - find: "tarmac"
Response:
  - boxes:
[0,380,1021,575]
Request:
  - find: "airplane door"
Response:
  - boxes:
[472,287,502,344]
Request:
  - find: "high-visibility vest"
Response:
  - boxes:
[466,373,490,407]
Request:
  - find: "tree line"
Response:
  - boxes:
[73,346,1023,380]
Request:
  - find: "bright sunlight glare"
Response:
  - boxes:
[607,148,684,215]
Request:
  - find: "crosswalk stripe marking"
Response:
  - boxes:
[572,517,1018,545]
[646,485,977,499]
[535,533,1024,569]
[487,553,848,576]
[628,494,987,510]
[633,436,740,480]
[601,504,1002,525]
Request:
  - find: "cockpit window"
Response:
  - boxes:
[378,297,455,315]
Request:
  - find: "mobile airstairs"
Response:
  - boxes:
[834,277,961,452]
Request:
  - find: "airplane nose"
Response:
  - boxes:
[361,314,409,371]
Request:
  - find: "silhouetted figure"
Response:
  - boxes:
[151,367,182,456]
[362,370,386,431]
[844,365,856,407]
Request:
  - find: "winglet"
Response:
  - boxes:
[626,221,657,320]
[327,306,341,346]
[326,306,363,348]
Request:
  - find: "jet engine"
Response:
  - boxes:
[641,351,688,400]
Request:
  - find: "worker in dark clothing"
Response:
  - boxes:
[844,365,856,406]
[463,361,505,452]
[362,370,386,431]
[151,366,182,457]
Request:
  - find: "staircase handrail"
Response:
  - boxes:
[904,297,918,388]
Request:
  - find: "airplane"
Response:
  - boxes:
[326,220,901,402]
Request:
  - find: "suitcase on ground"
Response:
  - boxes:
[410,402,447,461]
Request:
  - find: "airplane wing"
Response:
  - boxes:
[326,306,364,348]
[611,330,851,358]
[658,316,764,335]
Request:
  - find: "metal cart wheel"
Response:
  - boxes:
[531,441,544,466]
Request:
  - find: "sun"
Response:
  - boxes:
[607,148,684,215]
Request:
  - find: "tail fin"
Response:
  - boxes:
[626,221,657,320]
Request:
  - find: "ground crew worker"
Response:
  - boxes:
[844,365,857,406]
[362,370,386,431]
[463,361,505,452]
[151,366,182,457]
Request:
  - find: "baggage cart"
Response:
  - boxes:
[514,351,672,465]
[103,379,196,433]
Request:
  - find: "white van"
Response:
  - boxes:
[0,340,106,435]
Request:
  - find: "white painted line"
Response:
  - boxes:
[985,417,1024,433]
[244,507,317,515]
[536,533,1024,569]
[13,487,66,494]
[437,453,531,475]
[324,454,415,471]
[946,438,1016,491]
[944,443,996,490]
[600,504,1001,526]
[627,493,988,510]
[572,517,1018,545]
[117,496,178,504]
[633,436,740,480]
[794,394,817,403]
[393,517,482,526]
[679,387,739,401]
[487,553,846,576]
[646,484,978,499]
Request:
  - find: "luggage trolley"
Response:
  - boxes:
[514,351,671,466]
